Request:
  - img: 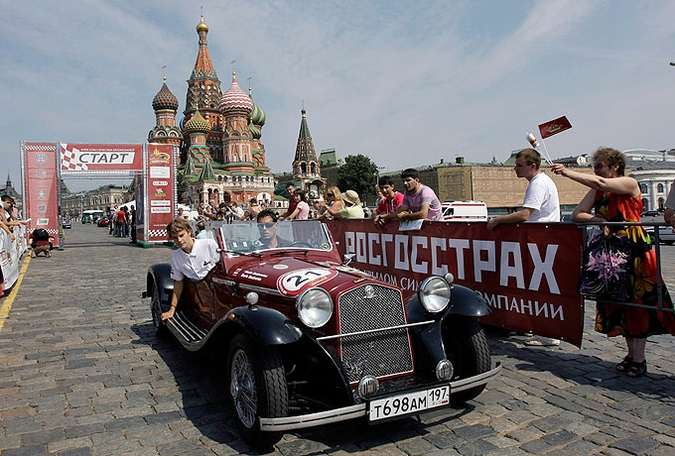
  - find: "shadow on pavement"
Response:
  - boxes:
[130,320,480,454]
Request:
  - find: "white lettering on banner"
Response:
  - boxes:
[79,153,134,164]
[361,269,399,286]
[368,233,381,266]
[528,243,560,294]
[394,234,409,270]
[500,242,525,288]
[473,240,496,282]
[152,181,168,186]
[411,236,428,274]
[481,292,565,321]
[448,239,470,280]
[344,231,561,295]
[430,237,448,276]
[356,232,367,263]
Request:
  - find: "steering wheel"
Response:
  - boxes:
[288,241,313,248]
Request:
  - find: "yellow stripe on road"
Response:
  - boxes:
[0,255,31,332]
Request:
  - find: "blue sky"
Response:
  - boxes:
[2,0,675,191]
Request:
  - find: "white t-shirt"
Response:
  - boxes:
[170,238,220,281]
[522,173,560,222]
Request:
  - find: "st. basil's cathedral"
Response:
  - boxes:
[147,14,324,207]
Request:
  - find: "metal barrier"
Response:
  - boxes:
[579,220,674,313]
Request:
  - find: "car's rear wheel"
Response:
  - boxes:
[442,317,491,405]
[227,334,288,448]
[150,279,168,337]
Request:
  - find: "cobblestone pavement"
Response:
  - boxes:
[1,224,675,456]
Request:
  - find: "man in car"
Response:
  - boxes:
[161,217,220,321]
[257,209,292,248]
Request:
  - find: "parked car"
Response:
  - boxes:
[143,220,501,448]
[61,219,72,229]
[645,225,675,245]
[97,216,109,227]
[642,210,661,218]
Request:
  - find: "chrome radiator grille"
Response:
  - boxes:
[337,284,414,384]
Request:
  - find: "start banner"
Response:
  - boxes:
[60,143,143,174]
[326,220,586,347]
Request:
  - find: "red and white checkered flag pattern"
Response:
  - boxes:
[60,144,89,171]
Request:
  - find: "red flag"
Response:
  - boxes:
[538,116,572,139]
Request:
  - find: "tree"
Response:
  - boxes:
[337,154,380,206]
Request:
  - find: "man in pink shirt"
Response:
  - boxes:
[379,168,442,224]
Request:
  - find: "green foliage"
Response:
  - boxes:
[336,154,379,205]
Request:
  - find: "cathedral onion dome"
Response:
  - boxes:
[219,74,253,114]
[196,15,208,33]
[152,78,179,111]
[249,99,266,126]
[184,109,211,134]
[248,123,261,139]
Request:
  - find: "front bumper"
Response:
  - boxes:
[259,362,502,431]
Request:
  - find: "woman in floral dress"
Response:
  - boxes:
[552,147,675,377]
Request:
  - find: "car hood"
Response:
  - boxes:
[229,256,376,298]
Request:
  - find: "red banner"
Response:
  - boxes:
[60,143,143,174]
[538,116,572,139]
[23,142,60,247]
[326,220,585,347]
[146,144,175,243]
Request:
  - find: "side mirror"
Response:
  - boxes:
[343,253,355,266]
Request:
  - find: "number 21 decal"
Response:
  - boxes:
[277,268,337,295]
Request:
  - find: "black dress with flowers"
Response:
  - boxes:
[593,191,675,338]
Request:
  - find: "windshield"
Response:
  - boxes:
[217,220,333,256]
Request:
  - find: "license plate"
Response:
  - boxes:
[368,385,450,421]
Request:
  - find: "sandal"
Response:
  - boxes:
[627,361,647,378]
[616,356,633,372]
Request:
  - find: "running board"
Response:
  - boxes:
[166,312,209,350]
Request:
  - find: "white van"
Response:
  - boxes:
[441,201,488,221]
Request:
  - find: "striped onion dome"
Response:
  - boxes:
[184,109,211,134]
[152,78,179,111]
[219,74,253,114]
[249,99,266,126]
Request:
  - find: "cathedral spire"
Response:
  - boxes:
[293,105,320,179]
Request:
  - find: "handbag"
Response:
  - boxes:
[578,231,632,301]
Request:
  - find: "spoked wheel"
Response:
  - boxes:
[150,279,168,337]
[442,317,491,405]
[227,334,288,448]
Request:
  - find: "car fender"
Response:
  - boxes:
[147,263,173,310]
[405,283,491,365]
[225,305,303,346]
[447,284,492,318]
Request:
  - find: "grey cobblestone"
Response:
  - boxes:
[1,226,675,454]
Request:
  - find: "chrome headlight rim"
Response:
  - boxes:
[295,287,334,328]
[418,276,451,313]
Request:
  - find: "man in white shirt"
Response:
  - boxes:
[161,217,219,321]
[487,148,560,228]
[486,148,561,346]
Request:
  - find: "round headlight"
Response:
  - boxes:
[419,276,451,313]
[296,287,334,328]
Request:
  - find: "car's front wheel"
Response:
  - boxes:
[442,317,491,405]
[227,334,288,448]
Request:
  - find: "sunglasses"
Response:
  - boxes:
[327,193,334,196]
[259,222,275,229]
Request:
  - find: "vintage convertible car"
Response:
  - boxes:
[144,220,501,447]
